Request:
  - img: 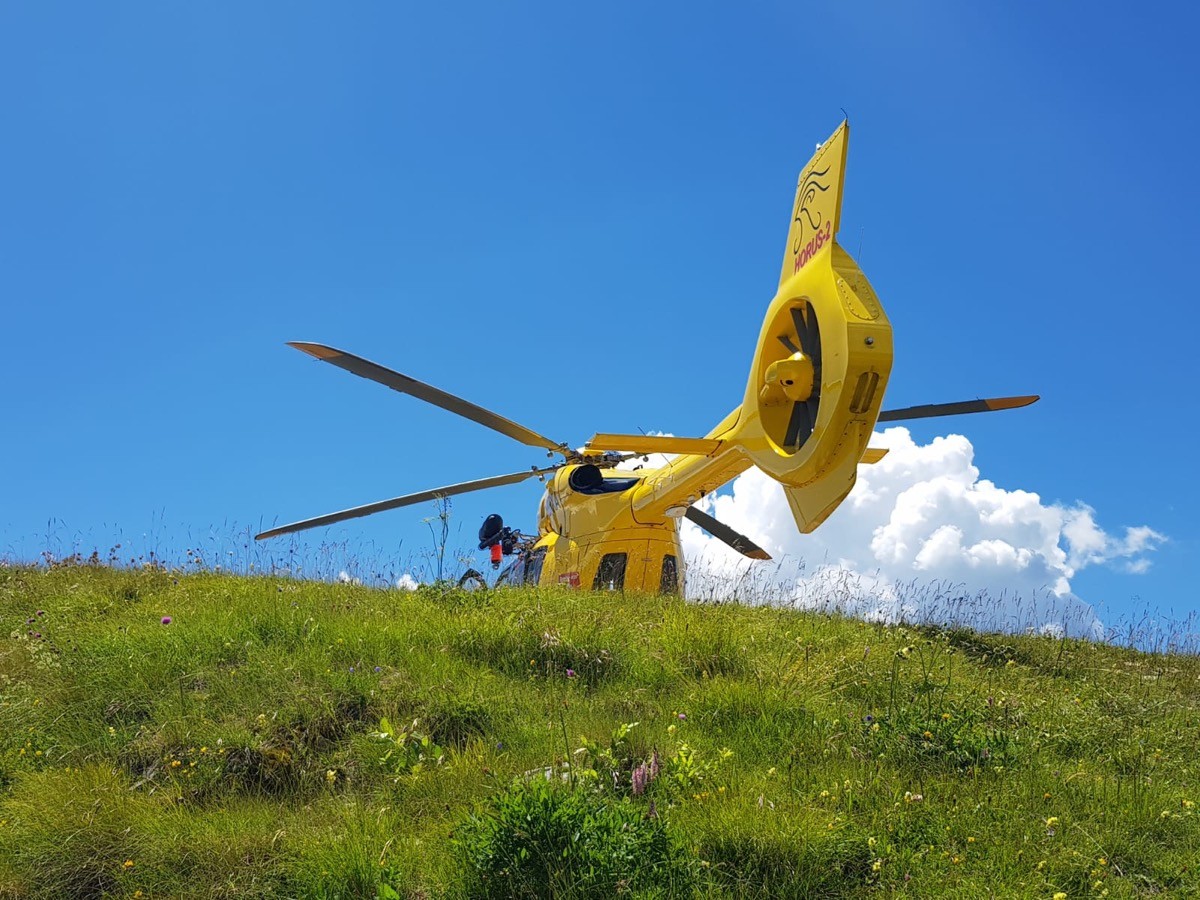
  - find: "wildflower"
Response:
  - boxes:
[631,763,648,796]
[123,859,135,869]
[872,859,883,872]
[668,724,676,735]
[170,759,182,768]
[767,766,777,776]
[161,616,172,625]
[326,769,338,784]
[923,730,933,740]
[649,749,661,779]
[565,668,576,678]
[677,712,687,721]
[941,712,951,721]
[374,666,382,673]
[1098,857,1107,866]
[1054,894,1067,900]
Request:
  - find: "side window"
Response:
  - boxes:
[659,555,679,595]
[524,548,547,587]
[592,553,627,591]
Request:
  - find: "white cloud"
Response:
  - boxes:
[337,570,362,586]
[679,427,1165,637]
[395,573,420,591]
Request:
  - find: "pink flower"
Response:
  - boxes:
[161,616,172,625]
[565,668,576,678]
[631,763,648,796]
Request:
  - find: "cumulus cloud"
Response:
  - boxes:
[678,427,1165,637]
[395,573,420,591]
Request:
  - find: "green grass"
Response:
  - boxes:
[1,564,1197,898]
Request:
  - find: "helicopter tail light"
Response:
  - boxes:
[490,543,503,568]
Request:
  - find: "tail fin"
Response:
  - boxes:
[779,122,849,287]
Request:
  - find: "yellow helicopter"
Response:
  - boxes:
[256,122,1037,593]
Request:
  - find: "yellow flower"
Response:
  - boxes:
[1045,816,1059,828]
[1054,893,1067,900]
[941,712,952,721]
[123,859,135,869]
[325,769,337,784]
[1098,857,1107,866]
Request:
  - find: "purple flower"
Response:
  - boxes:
[677,712,686,721]
[373,666,382,673]
[649,749,661,780]
[631,763,648,796]
[161,616,172,625]
[36,610,44,617]
[565,668,576,678]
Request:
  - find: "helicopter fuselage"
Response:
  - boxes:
[496,465,686,594]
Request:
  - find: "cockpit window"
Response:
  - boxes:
[524,548,547,586]
[496,555,525,586]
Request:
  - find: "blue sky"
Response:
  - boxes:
[2,3,1196,631]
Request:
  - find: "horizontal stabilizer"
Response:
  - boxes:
[861,448,889,464]
[878,395,1039,423]
[586,434,724,457]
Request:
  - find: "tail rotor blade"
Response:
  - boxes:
[255,467,556,540]
[684,507,771,560]
[784,398,814,450]
[877,395,1040,423]
[287,342,569,455]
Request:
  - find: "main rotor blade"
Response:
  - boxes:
[288,342,568,454]
[255,468,555,540]
[684,507,771,560]
[877,395,1040,423]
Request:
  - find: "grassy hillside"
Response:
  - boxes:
[1,565,1197,898]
